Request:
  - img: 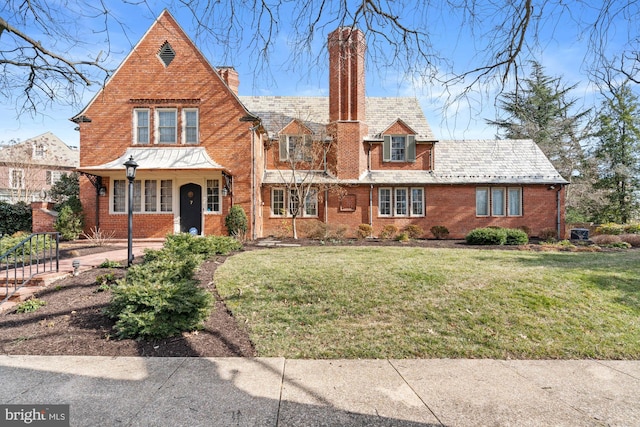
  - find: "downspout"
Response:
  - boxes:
[556,185,562,239]
[369,184,373,230]
[251,127,256,240]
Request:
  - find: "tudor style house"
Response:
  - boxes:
[0,132,79,203]
[74,10,567,240]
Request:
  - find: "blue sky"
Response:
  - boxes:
[0,1,634,147]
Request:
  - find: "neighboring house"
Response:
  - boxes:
[0,132,79,203]
[75,10,567,240]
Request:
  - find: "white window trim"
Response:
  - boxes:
[133,108,150,145]
[410,187,425,217]
[9,168,24,189]
[476,186,523,217]
[378,187,392,217]
[182,108,199,144]
[394,187,409,217]
[111,179,173,214]
[271,188,285,217]
[378,186,425,217]
[206,179,221,214]
[155,108,178,144]
[270,187,318,218]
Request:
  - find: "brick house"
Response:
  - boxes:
[75,10,567,240]
[0,132,79,204]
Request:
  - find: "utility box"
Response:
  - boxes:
[570,228,589,240]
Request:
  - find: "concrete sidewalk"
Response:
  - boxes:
[1,356,638,426]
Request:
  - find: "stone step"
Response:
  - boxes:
[0,285,46,303]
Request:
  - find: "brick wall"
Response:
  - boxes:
[261,183,566,239]
[31,201,57,233]
[77,11,257,239]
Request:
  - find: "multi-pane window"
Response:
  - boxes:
[160,180,173,211]
[134,109,150,144]
[184,109,199,144]
[113,180,126,212]
[379,187,424,217]
[379,188,392,216]
[305,189,318,216]
[145,180,157,212]
[476,187,522,217]
[157,109,177,144]
[272,188,285,216]
[133,180,142,212]
[133,107,199,145]
[383,135,416,162]
[280,135,312,161]
[33,144,45,158]
[411,188,424,216]
[9,169,24,189]
[395,188,408,216]
[46,171,63,186]
[270,187,318,217]
[113,179,169,213]
[391,136,406,161]
[206,179,220,212]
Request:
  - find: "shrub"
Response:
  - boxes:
[379,224,398,240]
[596,222,624,235]
[538,227,557,241]
[82,226,115,246]
[591,234,621,245]
[517,225,532,237]
[15,298,47,313]
[396,232,409,242]
[505,228,529,245]
[620,233,640,247]
[54,205,83,241]
[404,224,424,239]
[300,220,328,239]
[0,201,31,235]
[225,205,248,240]
[465,227,507,245]
[99,259,122,268]
[357,224,372,239]
[161,233,241,259]
[430,225,449,240]
[105,278,213,339]
[326,224,347,240]
[623,223,640,234]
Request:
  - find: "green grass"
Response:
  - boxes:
[215,247,640,359]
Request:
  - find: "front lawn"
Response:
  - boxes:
[215,246,640,359]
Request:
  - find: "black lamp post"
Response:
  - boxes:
[123,156,138,267]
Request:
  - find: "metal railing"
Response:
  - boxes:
[1,232,59,303]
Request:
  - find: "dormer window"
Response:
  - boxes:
[383,135,416,162]
[158,41,176,67]
[279,135,312,162]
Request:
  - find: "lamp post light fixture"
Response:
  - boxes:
[123,156,138,267]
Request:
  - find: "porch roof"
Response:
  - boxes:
[78,147,224,173]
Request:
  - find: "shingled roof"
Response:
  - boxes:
[239,96,436,141]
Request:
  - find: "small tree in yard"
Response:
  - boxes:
[271,115,340,239]
[225,205,248,240]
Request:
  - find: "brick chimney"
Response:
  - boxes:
[328,27,366,122]
[217,66,239,95]
[328,27,368,179]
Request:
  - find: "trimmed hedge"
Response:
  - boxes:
[465,227,529,246]
[0,202,31,235]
